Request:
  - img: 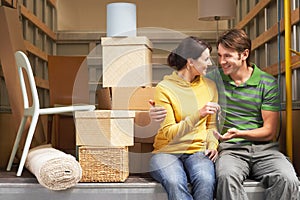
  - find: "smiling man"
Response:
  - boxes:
[214,28,299,200]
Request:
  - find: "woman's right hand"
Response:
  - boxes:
[149,106,167,122]
[199,102,220,118]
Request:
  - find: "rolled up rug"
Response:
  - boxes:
[25,144,82,190]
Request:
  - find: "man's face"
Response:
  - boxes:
[217,44,245,76]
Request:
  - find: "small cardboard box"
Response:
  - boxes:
[75,110,135,147]
[102,36,152,87]
[111,86,155,110]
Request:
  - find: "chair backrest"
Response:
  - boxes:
[15,51,40,112]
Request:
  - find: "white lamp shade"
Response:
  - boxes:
[198,0,236,20]
[106,3,136,37]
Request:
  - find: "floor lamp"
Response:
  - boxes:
[198,0,236,45]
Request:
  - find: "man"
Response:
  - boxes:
[149,29,299,200]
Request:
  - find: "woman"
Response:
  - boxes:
[149,36,220,200]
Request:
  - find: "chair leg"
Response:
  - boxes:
[16,114,39,176]
[6,116,28,171]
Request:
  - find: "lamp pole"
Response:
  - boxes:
[214,16,220,66]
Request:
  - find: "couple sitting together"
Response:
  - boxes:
[148,28,299,200]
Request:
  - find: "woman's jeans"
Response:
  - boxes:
[149,152,215,200]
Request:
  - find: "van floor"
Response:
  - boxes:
[0,167,299,200]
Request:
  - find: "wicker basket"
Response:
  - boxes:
[78,146,129,182]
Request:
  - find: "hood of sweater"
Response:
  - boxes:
[163,71,203,87]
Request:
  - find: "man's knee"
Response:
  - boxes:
[216,169,243,184]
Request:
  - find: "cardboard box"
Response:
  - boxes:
[75,110,135,146]
[111,86,155,110]
[0,6,26,130]
[128,142,153,174]
[134,111,159,143]
[1,0,17,8]
[96,87,112,110]
[0,113,48,168]
[0,7,47,163]
[48,55,90,155]
[102,36,152,87]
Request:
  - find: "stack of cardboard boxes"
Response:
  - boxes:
[76,36,159,181]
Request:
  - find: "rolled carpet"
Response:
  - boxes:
[25,145,82,190]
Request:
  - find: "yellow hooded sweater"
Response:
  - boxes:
[153,71,219,154]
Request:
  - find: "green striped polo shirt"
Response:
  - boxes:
[206,64,280,143]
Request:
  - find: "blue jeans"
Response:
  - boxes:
[149,152,216,200]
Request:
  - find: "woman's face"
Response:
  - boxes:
[190,48,212,76]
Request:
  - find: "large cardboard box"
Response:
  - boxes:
[111,86,155,110]
[102,36,152,87]
[48,55,90,155]
[75,110,135,147]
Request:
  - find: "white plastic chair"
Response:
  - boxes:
[6,51,96,176]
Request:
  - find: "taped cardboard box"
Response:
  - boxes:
[102,36,152,87]
[111,86,159,142]
[111,86,155,110]
[134,110,159,143]
[75,110,135,147]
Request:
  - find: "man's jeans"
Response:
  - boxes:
[149,152,215,200]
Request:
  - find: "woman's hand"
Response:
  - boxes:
[199,102,220,118]
[205,149,218,162]
[149,105,167,122]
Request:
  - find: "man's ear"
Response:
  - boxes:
[241,49,249,61]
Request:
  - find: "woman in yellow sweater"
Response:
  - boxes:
[149,36,219,200]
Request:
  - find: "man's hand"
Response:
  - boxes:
[213,128,239,141]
